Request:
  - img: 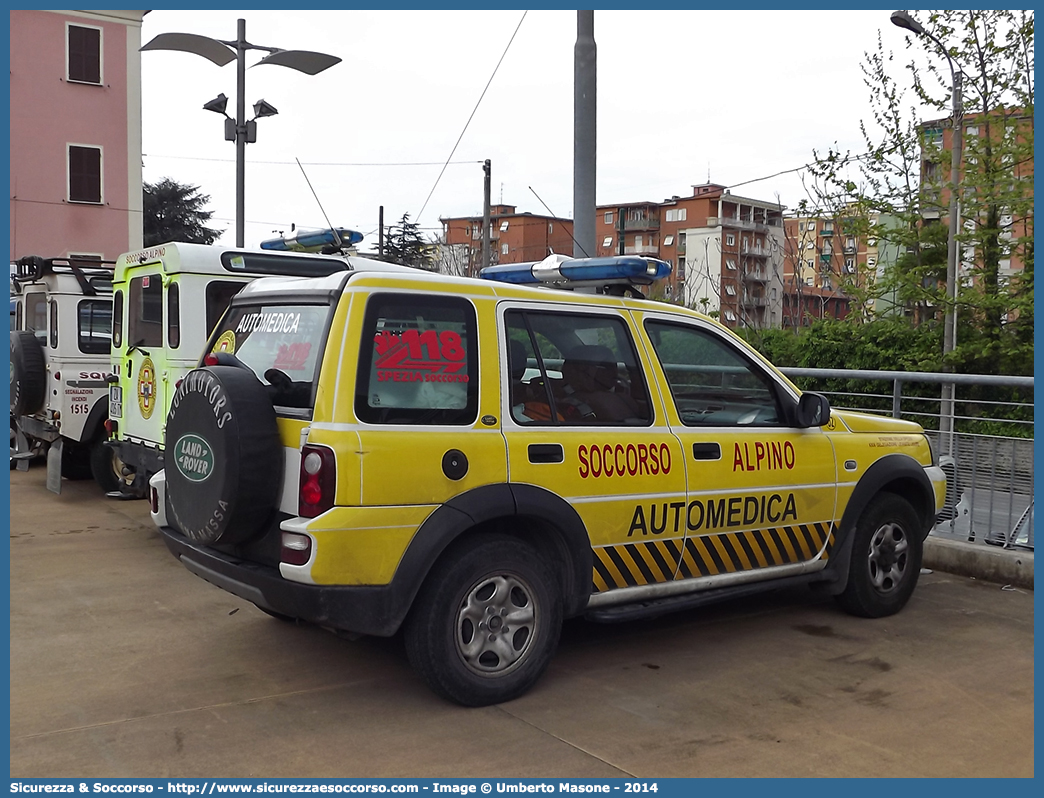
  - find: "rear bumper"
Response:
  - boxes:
[157,526,407,637]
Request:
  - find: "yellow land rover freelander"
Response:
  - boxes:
[151,252,947,706]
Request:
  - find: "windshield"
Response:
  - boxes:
[207,302,332,412]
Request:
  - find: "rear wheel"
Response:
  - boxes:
[90,441,127,493]
[836,493,923,618]
[404,534,562,707]
[60,442,93,480]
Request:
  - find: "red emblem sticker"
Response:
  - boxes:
[373,330,468,383]
[273,342,312,371]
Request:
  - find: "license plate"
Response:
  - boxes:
[109,385,123,418]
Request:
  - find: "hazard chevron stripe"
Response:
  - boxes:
[591,522,837,592]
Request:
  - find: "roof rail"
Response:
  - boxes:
[13,255,116,296]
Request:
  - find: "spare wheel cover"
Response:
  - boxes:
[10,331,46,416]
[165,366,282,545]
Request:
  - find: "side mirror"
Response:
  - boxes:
[796,392,831,428]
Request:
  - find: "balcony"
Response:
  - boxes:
[741,245,769,258]
[742,269,768,282]
[741,294,769,307]
[623,245,661,256]
[707,215,781,232]
[820,227,834,236]
[622,216,660,232]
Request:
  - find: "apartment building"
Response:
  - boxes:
[919,108,1033,289]
[9,10,146,262]
[439,205,574,277]
[442,185,787,330]
[782,215,859,325]
[598,183,785,330]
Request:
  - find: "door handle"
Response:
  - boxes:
[528,443,564,464]
[692,442,721,460]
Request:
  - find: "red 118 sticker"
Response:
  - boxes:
[374,329,466,376]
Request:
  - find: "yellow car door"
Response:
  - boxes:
[500,303,687,595]
[638,311,838,583]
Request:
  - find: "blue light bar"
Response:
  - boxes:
[260,227,364,252]
[479,262,541,284]
[480,254,672,287]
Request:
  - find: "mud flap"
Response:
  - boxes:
[14,428,32,472]
[46,438,63,494]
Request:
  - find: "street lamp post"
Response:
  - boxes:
[142,18,340,247]
[890,10,962,456]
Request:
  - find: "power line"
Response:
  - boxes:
[729,148,880,190]
[143,153,484,167]
[415,10,528,223]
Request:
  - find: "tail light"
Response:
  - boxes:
[281,532,312,566]
[203,353,219,366]
[104,419,118,435]
[150,486,159,514]
[299,444,335,518]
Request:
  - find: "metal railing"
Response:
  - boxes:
[779,367,1034,551]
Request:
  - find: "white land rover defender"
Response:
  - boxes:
[10,255,123,492]
[107,242,358,497]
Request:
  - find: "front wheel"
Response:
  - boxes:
[404,535,562,707]
[836,493,923,618]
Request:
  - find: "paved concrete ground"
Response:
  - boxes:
[9,467,1035,778]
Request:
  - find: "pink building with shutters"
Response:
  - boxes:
[9,9,147,263]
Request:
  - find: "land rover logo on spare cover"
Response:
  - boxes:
[174,433,214,482]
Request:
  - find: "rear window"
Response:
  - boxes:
[77,299,112,354]
[355,294,477,425]
[25,292,47,341]
[128,274,162,348]
[208,303,333,411]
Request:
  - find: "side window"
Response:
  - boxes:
[26,293,47,341]
[112,290,123,348]
[77,299,111,354]
[355,294,477,425]
[49,299,58,348]
[14,300,22,331]
[645,320,781,426]
[505,309,651,425]
[128,275,162,348]
[167,282,180,349]
[206,281,246,335]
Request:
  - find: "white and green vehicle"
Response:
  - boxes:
[10,255,123,492]
[107,241,356,497]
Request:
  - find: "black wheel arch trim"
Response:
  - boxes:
[819,453,935,595]
[80,395,109,444]
[387,482,593,626]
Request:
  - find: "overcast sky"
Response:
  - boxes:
[140,9,937,251]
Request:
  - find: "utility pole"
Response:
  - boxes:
[941,71,963,456]
[378,205,384,259]
[617,207,625,256]
[482,159,492,276]
[573,11,596,258]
